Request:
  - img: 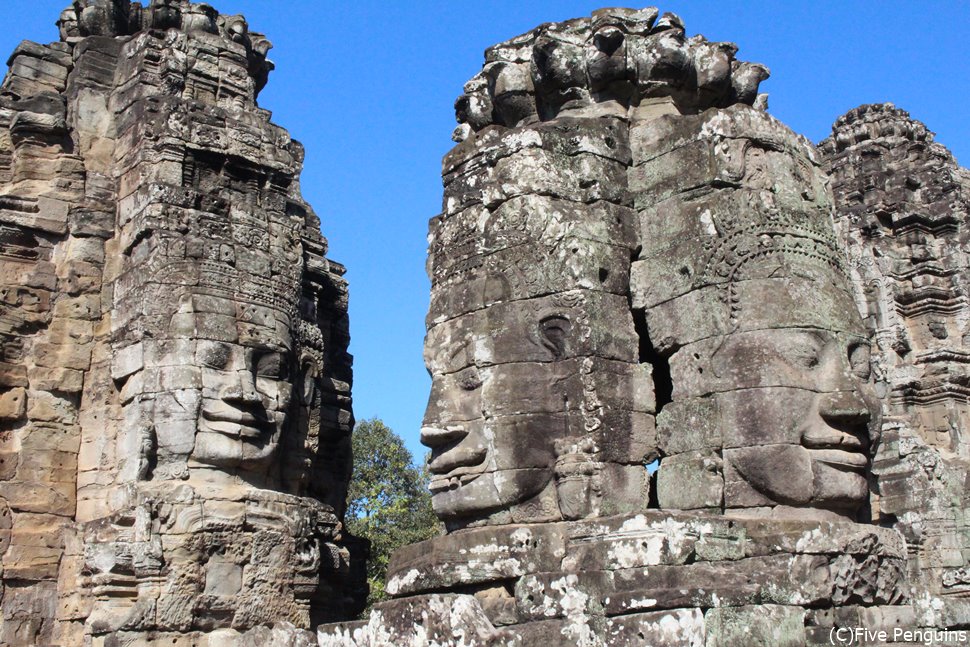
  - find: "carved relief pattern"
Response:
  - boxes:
[0,2,363,645]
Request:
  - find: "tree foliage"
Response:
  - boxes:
[346,418,442,607]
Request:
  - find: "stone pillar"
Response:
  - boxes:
[0,2,364,645]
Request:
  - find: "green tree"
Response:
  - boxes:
[346,418,442,608]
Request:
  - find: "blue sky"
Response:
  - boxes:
[3,1,968,463]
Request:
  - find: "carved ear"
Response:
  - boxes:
[539,315,571,359]
[298,356,319,406]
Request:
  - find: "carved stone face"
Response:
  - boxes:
[421,308,573,524]
[716,328,875,515]
[421,289,642,525]
[192,335,295,471]
[697,281,877,518]
[422,358,567,523]
[138,284,315,488]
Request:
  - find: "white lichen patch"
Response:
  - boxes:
[699,209,717,236]
[551,575,600,647]
[794,527,825,553]
[386,568,422,596]
[607,516,705,567]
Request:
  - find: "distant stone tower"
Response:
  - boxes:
[821,104,970,598]
[0,1,363,645]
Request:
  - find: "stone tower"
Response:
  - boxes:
[318,8,916,645]
[0,1,363,644]
[821,104,970,601]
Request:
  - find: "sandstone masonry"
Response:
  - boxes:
[0,2,364,645]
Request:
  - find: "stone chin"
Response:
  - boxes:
[731,445,868,517]
[429,469,550,521]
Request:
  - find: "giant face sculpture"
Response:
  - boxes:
[120,250,320,491]
[706,291,876,517]
[640,108,879,521]
[191,314,296,471]
[422,293,636,523]
[421,117,649,528]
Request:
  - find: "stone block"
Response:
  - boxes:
[387,524,567,596]
[657,450,724,510]
[599,410,657,464]
[31,342,93,371]
[425,292,640,369]
[562,514,701,572]
[26,390,78,424]
[445,147,629,217]
[0,362,29,388]
[598,463,651,517]
[0,388,27,420]
[705,605,806,647]
[515,571,608,621]
[110,341,144,380]
[27,367,85,393]
[657,397,722,454]
[51,294,101,320]
[606,609,705,646]
[317,594,500,647]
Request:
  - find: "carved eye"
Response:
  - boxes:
[540,315,571,360]
[456,368,482,392]
[848,343,872,380]
[786,341,821,370]
[199,342,231,370]
[255,352,289,380]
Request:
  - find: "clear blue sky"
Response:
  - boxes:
[3,1,968,463]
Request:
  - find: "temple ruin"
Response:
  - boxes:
[319,7,970,647]
[1,2,968,646]
[0,2,364,645]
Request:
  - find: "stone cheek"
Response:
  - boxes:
[0,2,362,644]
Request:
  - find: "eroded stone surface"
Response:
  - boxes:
[820,103,970,600]
[321,6,970,647]
[0,2,363,645]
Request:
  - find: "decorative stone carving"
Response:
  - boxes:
[820,104,970,598]
[320,7,966,646]
[0,2,363,645]
[637,106,878,522]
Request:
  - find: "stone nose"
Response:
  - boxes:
[222,370,261,405]
[802,390,870,450]
[818,390,870,429]
[420,425,466,449]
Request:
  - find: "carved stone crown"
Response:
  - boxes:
[453,6,770,140]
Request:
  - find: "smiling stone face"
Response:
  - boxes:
[710,322,876,517]
[634,106,881,521]
[192,335,294,471]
